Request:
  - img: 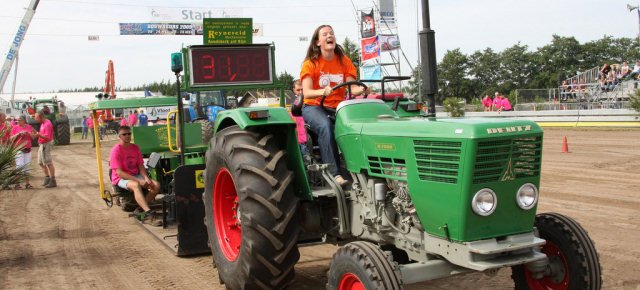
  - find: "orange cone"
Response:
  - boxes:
[561,136,569,153]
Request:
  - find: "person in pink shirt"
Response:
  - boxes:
[120,114,128,127]
[290,80,308,155]
[481,95,492,112]
[128,110,138,127]
[10,115,34,189]
[87,113,97,148]
[0,112,10,144]
[31,110,57,188]
[110,125,160,222]
[492,92,501,111]
[500,96,513,112]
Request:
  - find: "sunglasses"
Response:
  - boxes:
[120,133,132,136]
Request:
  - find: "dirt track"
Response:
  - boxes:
[1,128,639,289]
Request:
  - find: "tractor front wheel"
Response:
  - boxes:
[327,241,402,290]
[203,125,300,289]
[511,212,602,290]
[194,119,214,144]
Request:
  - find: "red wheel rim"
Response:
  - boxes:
[213,168,241,262]
[338,273,365,290]
[525,241,569,290]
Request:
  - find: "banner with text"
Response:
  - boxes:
[378,0,397,29]
[361,64,382,81]
[203,18,253,44]
[148,7,242,21]
[379,34,400,52]
[119,23,203,35]
[360,36,379,62]
[360,9,376,38]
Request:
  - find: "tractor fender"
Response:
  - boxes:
[212,107,312,201]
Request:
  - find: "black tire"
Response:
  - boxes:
[55,121,70,145]
[511,212,602,290]
[195,119,214,144]
[203,125,301,289]
[327,241,402,290]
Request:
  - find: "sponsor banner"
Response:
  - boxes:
[378,0,397,29]
[119,23,203,35]
[379,34,400,51]
[361,64,382,81]
[149,7,242,21]
[203,18,253,45]
[360,9,376,38]
[360,36,379,62]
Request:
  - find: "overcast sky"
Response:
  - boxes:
[1,0,638,93]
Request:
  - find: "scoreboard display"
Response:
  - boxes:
[188,45,273,87]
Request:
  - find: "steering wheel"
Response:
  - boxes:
[319,81,369,111]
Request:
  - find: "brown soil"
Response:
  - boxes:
[1,128,639,289]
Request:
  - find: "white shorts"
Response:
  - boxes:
[15,151,32,172]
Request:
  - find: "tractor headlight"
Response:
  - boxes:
[516,183,538,210]
[471,189,497,216]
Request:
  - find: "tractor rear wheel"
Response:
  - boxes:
[511,212,602,290]
[194,119,214,144]
[327,241,402,290]
[54,115,70,145]
[203,125,300,289]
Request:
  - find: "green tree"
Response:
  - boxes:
[407,65,422,98]
[498,43,534,94]
[342,37,360,69]
[443,97,465,117]
[630,89,640,113]
[278,71,294,90]
[438,49,471,102]
[468,48,500,97]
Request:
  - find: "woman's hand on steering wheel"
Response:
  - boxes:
[319,80,369,110]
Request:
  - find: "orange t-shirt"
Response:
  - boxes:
[300,55,357,109]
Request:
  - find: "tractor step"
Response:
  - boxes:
[311,188,336,197]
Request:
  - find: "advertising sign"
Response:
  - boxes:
[119,23,203,35]
[379,34,400,52]
[360,36,379,62]
[203,18,253,45]
[361,64,382,81]
[360,9,376,38]
[378,0,397,29]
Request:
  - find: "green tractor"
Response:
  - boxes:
[24,98,71,146]
[198,5,601,290]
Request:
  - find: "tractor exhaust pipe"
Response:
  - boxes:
[419,0,437,117]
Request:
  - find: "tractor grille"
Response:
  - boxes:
[413,140,462,184]
[473,136,542,184]
[368,157,407,179]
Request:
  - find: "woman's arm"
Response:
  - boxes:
[302,77,332,99]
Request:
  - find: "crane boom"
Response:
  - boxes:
[0,0,40,97]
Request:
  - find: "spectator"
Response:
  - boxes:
[9,116,17,127]
[128,110,138,127]
[119,114,128,127]
[500,95,513,112]
[482,95,492,112]
[87,113,96,148]
[81,116,88,140]
[31,110,57,188]
[560,80,570,101]
[0,112,10,144]
[289,79,308,155]
[600,63,611,80]
[621,61,630,78]
[110,126,160,223]
[58,101,66,116]
[137,110,148,127]
[10,115,34,189]
[605,71,616,91]
[492,92,501,111]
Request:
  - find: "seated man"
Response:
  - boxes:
[110,125,160,221]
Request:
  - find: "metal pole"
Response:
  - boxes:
[419,0,437,117]
[175,74,185,165]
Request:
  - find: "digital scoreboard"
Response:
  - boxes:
[188,45,273,87]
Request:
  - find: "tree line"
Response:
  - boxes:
[407,35,640,103]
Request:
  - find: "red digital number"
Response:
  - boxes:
[252,53,266,78]
[202,55,214,80]
[237,53,250,79]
